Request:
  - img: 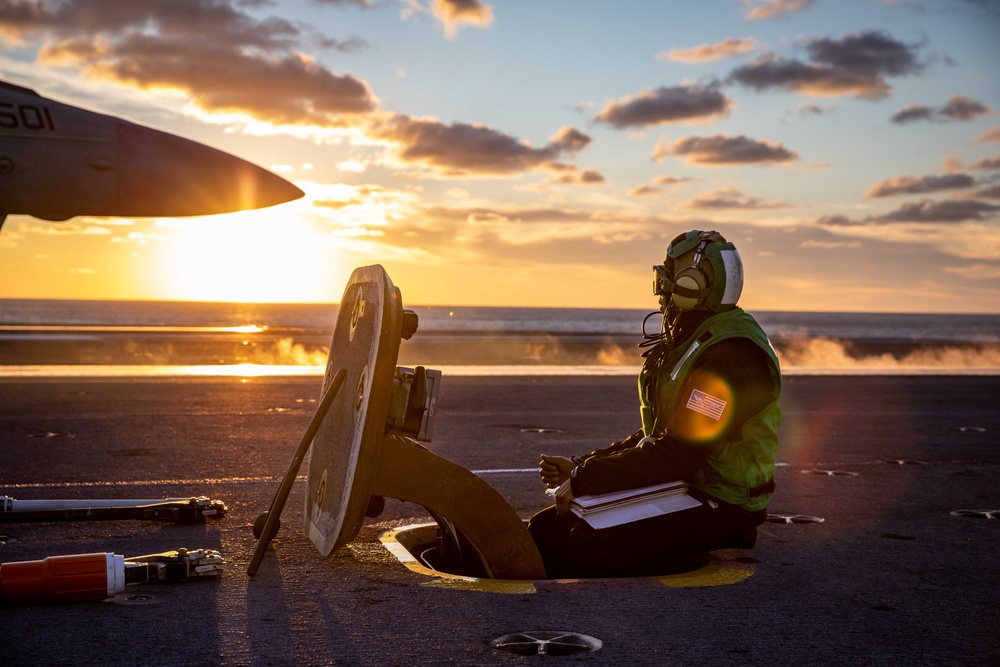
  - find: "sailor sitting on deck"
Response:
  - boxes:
[528,230,782,578]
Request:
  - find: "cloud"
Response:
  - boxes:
[314,0,374,6]
[3,0,379,126]
[420,205,653,228]
[431,206,588,225]
[940,95,994,121]
[433,0,494,37]
[976,127,1000,144]
[628,185,665,197]
[651,141,672,163]
[526,168,606,191]
[653,175,697,186]
[337,160,367,173]
[679,187,790,210]
[366,115,592,176]
[744,0,816,21]
[797,102,835,116]
[819,199,1000,226]
[402,0,495,38]
[407,204,660,247]
[315,198,364,210]
[944,155,1000,172]
[890,103,934,124]
[970,157,1000,171]
[728,30,923,99]
[659,134,799,166]
[548,169,606,186]
[300,181,425,243]
[319,35,369,53]
[892,95,994,124]
[973,185,1000,199]
[944,263,1000,280]
[626,176,696,198]
[865,173,977,198]
[46,37,377,124]
[21,222,114,236]
[1,0,296,47]
[395,204,725,254]
[662,38,757,63]
[800,239,862,249]
[112,230,168,245]
[807,30,921,77]
[595,84,733,129]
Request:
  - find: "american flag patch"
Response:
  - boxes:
[685,388,727,421]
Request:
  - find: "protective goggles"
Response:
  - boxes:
[652,264,671,296]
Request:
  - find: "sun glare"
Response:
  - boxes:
[158,208,345,303]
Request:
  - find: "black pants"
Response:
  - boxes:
[527,493,766,578]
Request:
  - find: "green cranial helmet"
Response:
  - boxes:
[652,230,744,312]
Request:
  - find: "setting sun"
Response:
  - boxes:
[158,208,345,303]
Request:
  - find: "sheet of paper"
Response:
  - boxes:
[576,493,702,529]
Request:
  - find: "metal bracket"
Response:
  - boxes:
[125,548,226,584]
[386,366,441,442]
[371,435,546,580]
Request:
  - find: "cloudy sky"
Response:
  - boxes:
[1,0,998,312]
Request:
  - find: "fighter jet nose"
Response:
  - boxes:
[0,80,303,223]
[208,156,304,213]
[258,171,305,209]
[116,123,304,217]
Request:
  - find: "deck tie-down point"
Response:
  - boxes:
[766,513,825,524]
[493,631,602,656]
[950,509,999,520]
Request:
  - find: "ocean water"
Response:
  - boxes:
[1,299,998,375]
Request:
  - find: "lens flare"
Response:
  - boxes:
[669,370,734,443]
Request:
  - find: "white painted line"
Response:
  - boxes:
[5,469,538,490]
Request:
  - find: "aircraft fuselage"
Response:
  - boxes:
[0,80,303,226]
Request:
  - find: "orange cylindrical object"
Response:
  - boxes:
[1,553,113,603]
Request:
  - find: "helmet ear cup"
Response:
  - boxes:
[662,230,742,312]
[671,265,709,310]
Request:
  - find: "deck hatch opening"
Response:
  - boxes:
[381,523,758,591]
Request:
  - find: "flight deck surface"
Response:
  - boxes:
[0,374,997,665]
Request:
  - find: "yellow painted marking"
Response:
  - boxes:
[652,550,755,588]
[422,578,539,594]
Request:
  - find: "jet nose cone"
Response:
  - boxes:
[254,169,306,210]
[116,122,304,217]
[208,156,304,213]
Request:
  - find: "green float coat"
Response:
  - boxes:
[638,308,782,512]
